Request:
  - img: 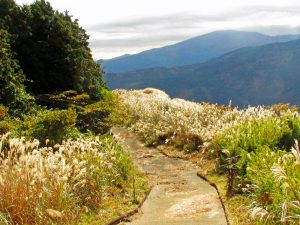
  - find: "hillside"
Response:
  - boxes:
[100,30,300,73]
[117,88,300,224]
[106,38,300,107]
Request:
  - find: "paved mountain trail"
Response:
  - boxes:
[112,127,227,225]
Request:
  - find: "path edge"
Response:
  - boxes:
[196,172,230,225]
[159,150,231,225]
[105,187,152,225]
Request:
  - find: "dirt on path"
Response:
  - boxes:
[112,127,227,225]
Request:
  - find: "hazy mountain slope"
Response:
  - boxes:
[100,30,300,73]
[105,39,300,107]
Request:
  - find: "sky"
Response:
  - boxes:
[15,0,300,60]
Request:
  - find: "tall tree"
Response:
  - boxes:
[0,0,19,31]
[0,0,29,47]
[1,0,106,100]
[0,29,34,114]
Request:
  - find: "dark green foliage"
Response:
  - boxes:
[0,29,35,115]
[0,0,22,33]
[19,0,105,99]
[101,30,300,73]
[106,38,300,107]
[1,0,105,100]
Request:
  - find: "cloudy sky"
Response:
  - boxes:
[15,0,300,59]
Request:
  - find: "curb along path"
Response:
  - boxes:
[112,127,227,225]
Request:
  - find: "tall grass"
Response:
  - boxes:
[116,88,300,224]
[0,133,141,225]
[247,144,300,224]
[116,88,275,150]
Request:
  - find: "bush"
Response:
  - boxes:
[0,118,18,135]
[12,108,77,146]
[0,105,7,121]
[36,90,91,109]
[36,89,125,135]
[279,113,300,151]
[77,90,127,134]
[169,132,203,153]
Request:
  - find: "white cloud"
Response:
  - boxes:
[15,0,300,59]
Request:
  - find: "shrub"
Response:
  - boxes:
[169,132,203,153]
[77,90,127,134]
[0,105,7,121]
[12,108,77,146]
[36,90,91,109]
[0,118,18,135]
[279,113,300,151]
[36,89,125,135]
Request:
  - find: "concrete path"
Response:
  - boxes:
[112,127,227,225]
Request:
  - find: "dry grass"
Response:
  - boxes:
[0,133,148,225]
[116,88,300,225]
[115,88,275,149]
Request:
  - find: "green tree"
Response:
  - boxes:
[0,0,29,47]
[0,0,106,100]
[15,0,105,100]
[0,0,20,31]
[0,29,35,114]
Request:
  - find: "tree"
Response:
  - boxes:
[17,0,105,100]
[0,0,106,100]
[0,29,35,114]
[0,0,20,31]
[0,0,29,47]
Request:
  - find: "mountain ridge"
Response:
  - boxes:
[105,38,300,107]
[100,30,300,73]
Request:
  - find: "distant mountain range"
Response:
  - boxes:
[100,30,300,73]
[105,36,300,107]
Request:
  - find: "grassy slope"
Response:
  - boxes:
[116,88,300,225]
